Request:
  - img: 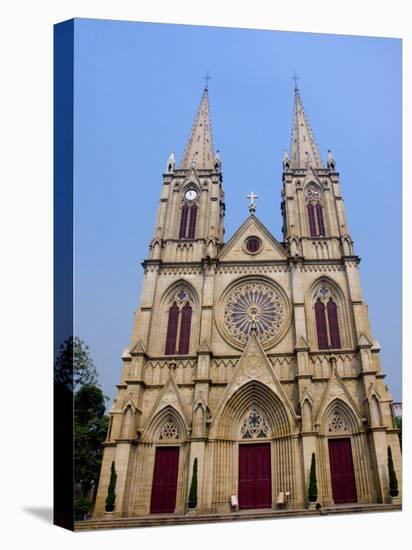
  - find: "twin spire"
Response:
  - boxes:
[177,80,325,172]
[289,85,323,169]
[180,86,215,170]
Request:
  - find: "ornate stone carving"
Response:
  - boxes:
[217,265,289,275]
[305,183,322,203]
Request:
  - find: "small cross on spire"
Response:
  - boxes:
[203,71,213,90]
[291,71,300,91]
[247,191,258,213]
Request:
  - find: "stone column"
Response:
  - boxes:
[92,445,116,517]
[112,441,134,516]
[369,428,389,503]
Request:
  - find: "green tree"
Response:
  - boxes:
[74,496,92,521]
[308,453,318,502]
[188,458,198,509]
[387,446,399,497]
[74,385,109,497]
[105,462,117,512]
[54,336,98,391]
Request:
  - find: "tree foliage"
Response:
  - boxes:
[54,336,98,391]
[74,496,92,521]
[188,458,198,509]
[105,461,117,512]
[387,446,399,497]
[74,385,109,496]
[308,453,318,502]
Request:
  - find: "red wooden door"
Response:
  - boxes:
[328,438,357,504]
[239,443,272,510]
[150,447,179,513]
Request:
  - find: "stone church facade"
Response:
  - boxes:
[93,84,402,519]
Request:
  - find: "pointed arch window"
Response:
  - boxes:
[165,303,179,355]
[315,298,328,349]
[179,202,198,240]
[178,302,192,354]
[165,290,194,355]
[305,184,326,237]
[187,204,197,239]
[178,205,189,239]
[314,288,342,350]
[316,203,326,236]
[327,299,341,349]
[308,203,317,236]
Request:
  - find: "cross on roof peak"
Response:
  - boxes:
[247,191,258,212]
[291,72,300,90]
[203,71,213,89]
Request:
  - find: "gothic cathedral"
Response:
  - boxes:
[93,84,402,520]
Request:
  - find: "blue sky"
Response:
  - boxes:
[73,19,402,402]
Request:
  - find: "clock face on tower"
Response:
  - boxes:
[184,189,198,201]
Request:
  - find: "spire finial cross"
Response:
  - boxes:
[247,191,258,212]
[291,71,300,90]
[203,71,213,89]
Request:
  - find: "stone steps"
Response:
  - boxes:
[75,503,401,531]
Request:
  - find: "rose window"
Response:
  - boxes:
[241,407,269,439]
[223,281,286,346]
[328,413,348,433]
[159,420,179,440]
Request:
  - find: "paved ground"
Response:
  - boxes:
[74,503,401,531]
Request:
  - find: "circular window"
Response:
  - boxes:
[245,236,261,254]
[216,278,291,350]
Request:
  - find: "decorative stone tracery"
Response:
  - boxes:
[327,412,349,434]
[219,279,290,349]
[158,419,179,440]
[240,407,269,439]
[304,183,322,203]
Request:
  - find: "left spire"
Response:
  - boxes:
[180,86,214,170]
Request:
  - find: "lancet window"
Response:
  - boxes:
[314,287,342,350]
[305,184,326,237]
[179,203,198,239]
[165,289,193,355]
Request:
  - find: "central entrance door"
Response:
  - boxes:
[150,446,179,513]
[328,438,357,504]
[238,443,272,510]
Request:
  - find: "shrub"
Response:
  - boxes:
[105,461,117,512]
[74,496,91,521]
[308,453,318,502]
[188,458,198,509]
[387,446,399,497]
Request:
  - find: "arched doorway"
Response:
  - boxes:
[238,407,272,509]
[210,381,295,512]
[144,406,187,514]
[325,404,357,504]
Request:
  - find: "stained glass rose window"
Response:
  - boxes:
[221,280,288,347]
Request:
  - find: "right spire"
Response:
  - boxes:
[290,84,323,169]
